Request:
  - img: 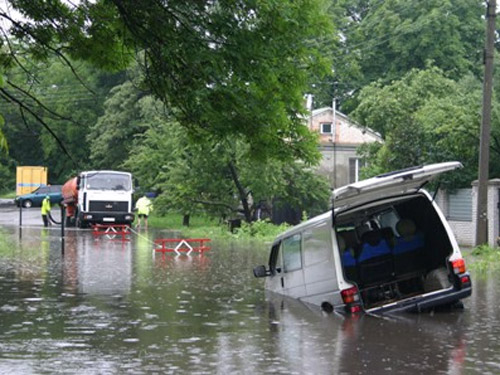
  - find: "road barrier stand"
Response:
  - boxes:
[153,238,211,255]
[92,224,131,241]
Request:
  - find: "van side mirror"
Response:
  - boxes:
[253,265,269,278]
[76,176,81,190]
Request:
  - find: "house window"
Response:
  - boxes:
[321,123,332,134]
[349,158,365,183]
[282,234,302,272]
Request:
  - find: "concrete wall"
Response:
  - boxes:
[471,179,500,247]
[436,180,500,247]
[435,190,475,247]
[317,145,357,188]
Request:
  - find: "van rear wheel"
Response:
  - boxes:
[321,302,334,313]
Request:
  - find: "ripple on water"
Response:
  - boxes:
[0,304,19,312]
[178,337,202,344]
[123,338,140,343]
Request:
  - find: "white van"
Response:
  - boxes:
[254,162,472,314]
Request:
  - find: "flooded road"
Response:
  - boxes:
[0,219,498,374]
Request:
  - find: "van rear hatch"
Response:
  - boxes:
[333,162,463,212]
[333,161,471,314]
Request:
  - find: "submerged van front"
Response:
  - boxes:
[254,162,472,314]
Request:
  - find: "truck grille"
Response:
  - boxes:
[89,201,129,212]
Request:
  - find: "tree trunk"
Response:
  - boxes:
[228,160,252,222]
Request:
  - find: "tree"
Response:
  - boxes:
[1,54,127,182]
[353,67,491,188]
[88,80,148,169]
[123,96,331,223]
[0,0,334,165]
[316,0,485,111]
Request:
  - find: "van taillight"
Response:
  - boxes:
[461,275,471,285]
[341,287,362,314]
[451,258,466,274]
[341,287,360,304]
[350,305,362,313]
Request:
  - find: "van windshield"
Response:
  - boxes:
[85,173,131,191]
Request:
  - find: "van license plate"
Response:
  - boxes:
[103,217,115,222]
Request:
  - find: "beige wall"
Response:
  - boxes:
[318,145,358,188]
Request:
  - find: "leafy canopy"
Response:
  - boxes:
[353,67,489,187]
[316,0,485,110]
[2,0,334,164]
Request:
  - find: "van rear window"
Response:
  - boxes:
[283,234,302,272]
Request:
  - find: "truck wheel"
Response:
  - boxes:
[23,200,33,208]
[76,217,84,228]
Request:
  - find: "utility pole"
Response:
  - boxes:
[476,0,496,245]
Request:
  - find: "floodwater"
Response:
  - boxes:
[0,223,498,374]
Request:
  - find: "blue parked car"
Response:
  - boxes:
[15,185,63,208]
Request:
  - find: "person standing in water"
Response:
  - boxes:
[41,195,51,227]
[135,194,153,229]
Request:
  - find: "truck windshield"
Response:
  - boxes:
[85,173,131,191]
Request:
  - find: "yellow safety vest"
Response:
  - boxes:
[136,197,153,215]
[41,198,51,215]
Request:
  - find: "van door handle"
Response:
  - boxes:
[281,277,284,288]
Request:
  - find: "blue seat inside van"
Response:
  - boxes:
[358,230,393,285]
[338,234,358,282]
[393,219,425,275]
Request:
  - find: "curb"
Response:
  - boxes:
[0,199,15,207]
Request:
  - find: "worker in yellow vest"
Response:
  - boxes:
[135,194,153,229]
[41,195,51,227]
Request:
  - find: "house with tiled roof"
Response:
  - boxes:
[307,107,382,188]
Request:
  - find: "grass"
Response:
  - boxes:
[0,191,16,199]
[466,244,500,274]
[140,213,290,243]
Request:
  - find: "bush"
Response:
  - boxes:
[468,244,500,274]
[233,219,290,240]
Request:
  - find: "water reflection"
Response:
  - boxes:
[0,226,498,374]
[260,294,468,375]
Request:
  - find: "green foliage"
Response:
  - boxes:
[233,219,291,240]
[2,55,127,182]
[0,73,6,152]
[468,245,500,274]
[328,0,484,108]
[353,67,483,188]
[6,0,133,70]
[2,0,334,165]
[121,86,331,222]
[146,213,287,242]
[88,80,148,169]
[0,153,15,192]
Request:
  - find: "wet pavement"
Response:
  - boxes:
[0,210,498,374]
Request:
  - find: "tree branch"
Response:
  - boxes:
[191,198,236,212]
[6,80,84,126]
[0,87,78,168]
[0,11,96,95]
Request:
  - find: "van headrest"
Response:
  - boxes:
[396,219,417,238]
[337,235,346,251]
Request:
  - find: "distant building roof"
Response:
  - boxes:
[310,107,382,140]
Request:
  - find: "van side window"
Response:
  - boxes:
[269,242,282,275]
[303,223,331,266]
[283,234,302,272]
